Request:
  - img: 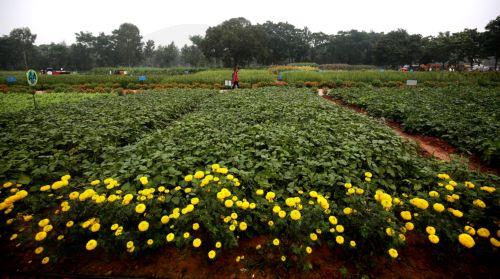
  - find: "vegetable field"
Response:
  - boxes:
[0,87,499,277]
[328,86,500,165]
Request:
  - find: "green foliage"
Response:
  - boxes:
[328,86,500,164]
[0,90,213,182]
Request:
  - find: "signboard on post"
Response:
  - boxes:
[26,69,38,86]
[224,80,232,88]
[138,75,147,82]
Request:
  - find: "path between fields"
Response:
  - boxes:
[318,89,498,175]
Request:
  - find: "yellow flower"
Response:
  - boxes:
[429,191,439,198]
[273,238,280,246]
[281,256,286,262]
[278,210,286,219]
[66,221,74,227]
[147,239,154,246]
[90,223,101,232]
[458,233,475,248]
[229,224,236,231]
[428,234,439,244]
[139,176,149,185]
[86,239,97,251]
[445,184,454,191]
[90,180,100,186]
[192,223,200,230]
[224,200,234,208]
[433,203,445,212]
[365,172,372,178]
[477,228,490,238]
[183,232,190,239]
[190,197,199,205]
[38,218,50,227]
[256,189,264,196]
[265,192,276,201]
[194,171,205,179]
[400,211,412,221]
[268,221,274,227]
[193,238,202,248]
[410,198,429,210]
[388,248,398,258]
[426,226,436,235]
[111,223,119,230]
[35,246,44,254]
[184,175,193,182]
[336,235,344,244]
[452,209,463,218]
[166,233,175,242]
[126,241,134,249]
[41,257,50,264]
[208,250,216,259]
[464,226,476,235]
[216,241,222,248]
[386,228,394,236]
[343,207,353,215]
[473,199,486,208]
[306,246,312,254]
[135,203,146,214]
[490,237,500,247]
[329,216,338,225]
[336,225,344,233]
[69,191,79,200]
[309,191,318,198]
[405,222,414,231]
[43,224,53,232]
[290,210,301,220]
[350,240,356,247]
[10,233,17,240]
[310,233,318,241]
[239,222,248,231]
[138,221,149,232]
[161,215,170,224]
[35,231,47,241]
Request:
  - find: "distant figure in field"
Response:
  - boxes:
[232,67,239,89]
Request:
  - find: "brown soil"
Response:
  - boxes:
[1,235,497,279]
[319,90,499,175]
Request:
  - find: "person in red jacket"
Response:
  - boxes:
[232,66,239,89]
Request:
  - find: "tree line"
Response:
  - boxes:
[0,16,499,71]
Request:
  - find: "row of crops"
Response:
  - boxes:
[0,88,498,271]
[328,86,500,165]
[1,70,500,94]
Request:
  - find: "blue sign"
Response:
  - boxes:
[6,76,16,84]
[138,75,147,82]
[277,74,283,81]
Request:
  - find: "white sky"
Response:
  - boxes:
[1,0,499,46]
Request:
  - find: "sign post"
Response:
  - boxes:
[26,69,38,109]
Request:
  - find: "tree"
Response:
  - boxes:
[199,17,265,67]
[373,29,418,67]
[0,36,16,69]
[454,29,483,67]
[484,16,500,69]
[154,42,179,67]
[112,23,143,67]
[70,31,96,70]
[143,40,155,66]
[93,32,115,67]
[9,27,37,69]
[180,44,205,67]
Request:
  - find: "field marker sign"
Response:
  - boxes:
[406,80,417,86]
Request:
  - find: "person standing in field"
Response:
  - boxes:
[232,67,239,89]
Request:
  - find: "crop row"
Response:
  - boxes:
[328,86,500,165]
[0,90,213,183]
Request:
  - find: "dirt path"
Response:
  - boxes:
[318,89,498,174]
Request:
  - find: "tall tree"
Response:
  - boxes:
[180,44,205,67]
[93,32,115,67]
[112,23,143,67]
[143,40,156,66]
[154,42,179,67]
[484,16,500,69]
[9,27,37,69]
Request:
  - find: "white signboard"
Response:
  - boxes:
[224,80,232,87]
[406,80,417,86]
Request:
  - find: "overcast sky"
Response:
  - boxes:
[1,0,499,46]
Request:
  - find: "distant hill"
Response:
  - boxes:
[144,24,209,47]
